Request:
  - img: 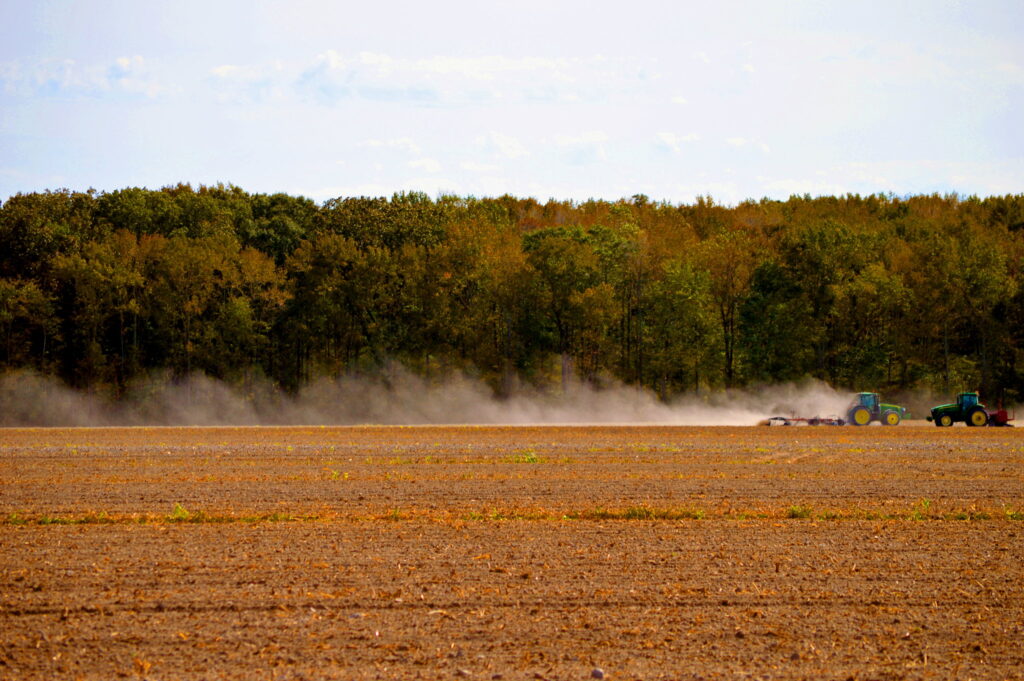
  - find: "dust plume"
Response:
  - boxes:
[0,367,966,428]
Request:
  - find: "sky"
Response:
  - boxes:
[1,0,1021,205]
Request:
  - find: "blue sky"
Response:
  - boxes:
[1,0,1021,205]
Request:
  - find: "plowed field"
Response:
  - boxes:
[1,425,1022,680]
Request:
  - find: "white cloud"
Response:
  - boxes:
[413,55,574,80]
[408,158,441,173]
[460,161,501,173]
[109,55,166,98]
[555,131,608,146]
[994,61,1024,82]
[658,132,700,153]
[211,64,240,78]
[295,50,655,106]
[114,56,141,71]
[319,49,349,70]
[313,52,577,81]
[359,138,422,155]
[726,137,772,154]
[210,63,282,81]
[0,55,169,98]
[555,131,609,164]
[671,95,688,104]
[207,62,286,103]
[477,132,528,159]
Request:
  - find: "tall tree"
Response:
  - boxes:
[696,230,758,386]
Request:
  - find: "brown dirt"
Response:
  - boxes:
[1,425,1022,680]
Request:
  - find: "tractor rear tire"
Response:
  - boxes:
[849,406,872,426]
[938,413,954,427]
[966,407,988,427]
[882,410,901,426]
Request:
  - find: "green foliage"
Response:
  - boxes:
[740,260,813,382]
[0,277,56,371]
[506,449,541,464]
[2,187,1023,402]
[645,258,717,394]
[909,498,932,521]
[168,503,192,522]
[786,505,813,519]
[580,506,705,520]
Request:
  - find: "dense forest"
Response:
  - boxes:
[1,185,1023,403]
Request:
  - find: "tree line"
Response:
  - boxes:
[1,184,1022,402]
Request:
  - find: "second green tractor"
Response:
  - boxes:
[925,392,1013,427]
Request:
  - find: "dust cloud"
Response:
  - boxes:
[0,368,965,428]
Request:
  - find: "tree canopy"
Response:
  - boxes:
[2,185,1022,403]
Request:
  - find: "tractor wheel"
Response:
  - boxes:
[938,413,954,427]
[966,407,988,427]
[882,410,901,426]
[849,406,872,426]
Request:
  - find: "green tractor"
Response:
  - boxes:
[926,392,1011,427]
[847,392,908,426]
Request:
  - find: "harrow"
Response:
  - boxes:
[761,416,846,426]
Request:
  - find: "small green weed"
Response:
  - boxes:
[168,504,192,522]
[786,505,813,519]
[731,511,770,520]
[910,498,932,521]
[506,449,540,464]
[582,506,704,521]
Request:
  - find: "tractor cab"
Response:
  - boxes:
[958,392,979,409]
[855,392,879,410]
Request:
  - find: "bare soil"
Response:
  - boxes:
[1,425,1022,680]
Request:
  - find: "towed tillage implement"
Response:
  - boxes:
[760,392,907,426]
